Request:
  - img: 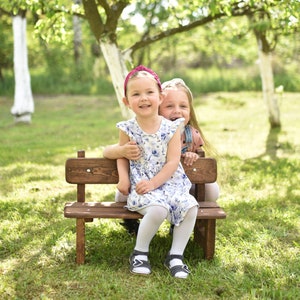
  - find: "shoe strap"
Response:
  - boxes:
[132,249,149,256]
[170,264,191,277]
[166,253,183,264]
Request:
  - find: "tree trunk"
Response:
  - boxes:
[73,0,82,63]
[99,41,133,119]
[11,13,34,123]
[257,44,281,128]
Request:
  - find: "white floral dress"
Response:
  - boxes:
[116,117,198,226]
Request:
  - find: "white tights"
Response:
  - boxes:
[135,205,198,255]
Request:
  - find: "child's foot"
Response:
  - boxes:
[169,224,174,235]
[164,253,190,279]
[129,250,151,275]
[120,219,140,235]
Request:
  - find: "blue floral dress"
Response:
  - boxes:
[116,117,198,226]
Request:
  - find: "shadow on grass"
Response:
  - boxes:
[82,220,206,267]
[223,151,299,244]
[0,191,76,261]
[263,126,281,159]
[4,185,298,299]
[3,153,299,299]
[256,126,295,160]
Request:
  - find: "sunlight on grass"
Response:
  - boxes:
[0,93,299,299]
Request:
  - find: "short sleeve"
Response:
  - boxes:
[191,126,204,150]
[171,117,185,134]
[116,119,136,140]
[181,125,204,153]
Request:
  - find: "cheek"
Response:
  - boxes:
[159,108,168,117]
[183,112,190,124]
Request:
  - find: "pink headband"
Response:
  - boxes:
[124,65,162,96]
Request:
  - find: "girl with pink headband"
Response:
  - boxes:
[123,65,162,96]
[115,65,198,278]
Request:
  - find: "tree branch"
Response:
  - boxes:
[88,0,128,43]
[82,0,104,41]
[126,4,256,55]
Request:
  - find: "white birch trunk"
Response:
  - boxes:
[73,0,82,63]
[11,15,34,123]
[257,48,281,128]
[99,41,133,119]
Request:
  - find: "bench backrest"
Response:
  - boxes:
[66,157,217,184]
[65,150,217,202]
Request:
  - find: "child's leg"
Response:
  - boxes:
[204,182,220,202]
[135,205,168,252]
[115,190,140,235]
[166,206,197,278]
[115,190,128,202]
[170,206,197,254]
[130,205,167,275]
[169,183,219,236]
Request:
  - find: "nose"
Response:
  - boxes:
[140,93,148,101]
[173,106,182,114]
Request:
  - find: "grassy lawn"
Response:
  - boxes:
[0,92,299,299]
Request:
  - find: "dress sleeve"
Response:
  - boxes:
[116,119,134,139]
[191,126,204,151]
[172,117,185,134]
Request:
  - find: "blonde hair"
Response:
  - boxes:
[162,78,217,156]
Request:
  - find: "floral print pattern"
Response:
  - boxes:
[117,117,198,226]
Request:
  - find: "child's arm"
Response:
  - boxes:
[116,130,131,195]
[181,126,203,166]
[135,127,181,194]
[181,151,199,166]
[103,142,141,160]
[116,158,131,195]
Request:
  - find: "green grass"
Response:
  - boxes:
[0,92,299,299]
[1,66,299,97]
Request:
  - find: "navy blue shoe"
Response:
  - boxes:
[120,219,140,235]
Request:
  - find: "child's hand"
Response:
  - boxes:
[135,179,154,195]
[117,178,131,195]
[122,141,141,160]
[182,152,199,166]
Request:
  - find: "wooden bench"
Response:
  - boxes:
[64,150,226,264]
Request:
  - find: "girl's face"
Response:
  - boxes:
[123,76,162,117]
[160,89,190,125]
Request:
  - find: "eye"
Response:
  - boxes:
[180,104,188,109]
[164,104,173,108]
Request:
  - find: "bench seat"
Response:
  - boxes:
[64,201,226,220]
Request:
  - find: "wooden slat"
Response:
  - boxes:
[64,202,226,220]
[64,202,142,219]
[65,157,217,184]
[183,158,217,183]
[65,158,118,184]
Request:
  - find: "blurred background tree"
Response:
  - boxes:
[0,0,299,126]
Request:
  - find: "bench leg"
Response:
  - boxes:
[76,218,85,264]
[194,219,216,260]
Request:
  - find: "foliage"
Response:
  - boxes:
[1,65,300,97]
[0,92,299,299]
[0,1,299,84]
[0,16,13,80]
